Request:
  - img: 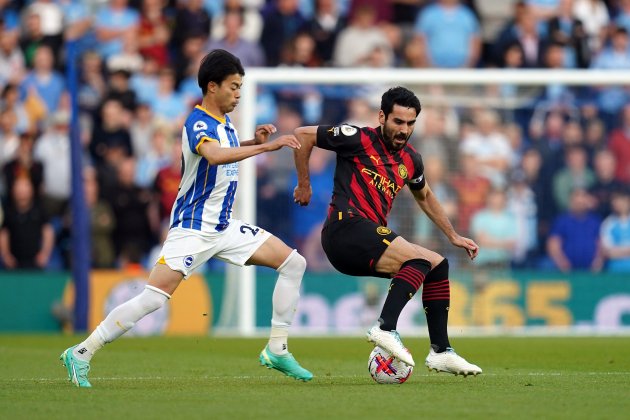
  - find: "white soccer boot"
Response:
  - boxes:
[366,325,415,367]
[425,346,482,377]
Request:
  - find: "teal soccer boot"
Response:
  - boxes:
[259,346,313,382]
[60,346,92,388]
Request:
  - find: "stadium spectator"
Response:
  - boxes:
[572,0,609,52]
[471,188,518,268]
[2,131,43,199]
[0,29,25,87]
[460,109,513,187]
[607,104,630,183]
[20,45,65,116]
[94,0,140,59]
[103,69,137,113]
[614,0,630,33]
[1,84,28,135]
[150,68,187,123]
[19,9,60,68]
[0,101,20,167]
[552,145,595,211]
[130,56,159,105]
[583,118,607,165]
[173,0,211,50]
[279,32,322,67]
[546,0,590,68]
[138,0,171,66]
[210,0,264,43]
[589,149,624,218]
[34,111,71,219]
[153,139,182,224]
[520,147,555,246]
[332,4,393,67]
[135,121,172,188]
[506,169,539,267]
[110,157,155,261]
[207,7,266,67]
[527,0,561,20]
[78,51,106,114]
[413,0,481,68]
[591,28,630,70]
[58,0,94,49]
[0,0,20,35]
[107,30,144,76]
[260,0,306,66]
[129,103,155,158]
[450,152,492,234]
[84,166,116,268]
[600,188,630,272]
[89,99,133,167]
[175,35,206,89]
[0,177,54,269]
[546,187,603,272]
[302,0,347,65]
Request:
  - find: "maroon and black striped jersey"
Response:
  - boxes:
[316,124,426,226]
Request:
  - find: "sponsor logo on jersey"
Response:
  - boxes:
[183,255,194,268]
[341,125,357,136]
[360,168,402,199]
[398,164,408,179]
[193,121,208,131]
[370,155,381,165]
[328,126,340,136]
[376,226,392,235]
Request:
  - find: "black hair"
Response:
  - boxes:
[380,86,421,119]
[197,49,245,95]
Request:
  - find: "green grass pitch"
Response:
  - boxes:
[1,335,629,419]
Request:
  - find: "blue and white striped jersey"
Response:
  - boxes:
[169,105,240,232]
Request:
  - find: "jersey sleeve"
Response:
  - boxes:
[407,151,426,191]
[186,115,220,155]
[316,124,362,156]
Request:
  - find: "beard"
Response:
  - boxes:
[382,126,410,151]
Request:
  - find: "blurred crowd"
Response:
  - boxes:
[0,0,629,274]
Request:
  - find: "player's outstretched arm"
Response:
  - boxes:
[198,135,300,165]
[293,126,318,206]
[240,124,277,147]
[411,183,479,260]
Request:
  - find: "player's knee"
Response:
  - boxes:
[142,285,171,312]
[425,258,449,284]
[278,250,307,277]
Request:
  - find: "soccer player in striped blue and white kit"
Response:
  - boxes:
[61,50,313,386]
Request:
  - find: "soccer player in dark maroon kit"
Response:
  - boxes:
[293,87,482,375]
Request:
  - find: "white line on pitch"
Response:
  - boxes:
[3,372,630,382]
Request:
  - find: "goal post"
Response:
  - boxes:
[227,68,630,336]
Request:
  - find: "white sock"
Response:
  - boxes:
[73,286,170,362]
[268,250,306,355]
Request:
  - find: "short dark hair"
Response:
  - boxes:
[380,86,421,119]
[198,49,245,95]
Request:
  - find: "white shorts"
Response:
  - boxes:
[157,219,272,278]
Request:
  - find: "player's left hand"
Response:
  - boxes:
[450,235,479,260]
[293,184,312,206]
[254,124,277,144]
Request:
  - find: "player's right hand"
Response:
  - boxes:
[265,135,301,151]
[293,184,312,206]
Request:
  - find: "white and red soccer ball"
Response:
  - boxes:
[368,346,413,384]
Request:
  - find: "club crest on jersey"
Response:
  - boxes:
[340,125,357,136]
[193,121,208,131]
[183,255,194,268]
[328,126,340,136]
[398,164,408,179]
[376,226,392,235]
